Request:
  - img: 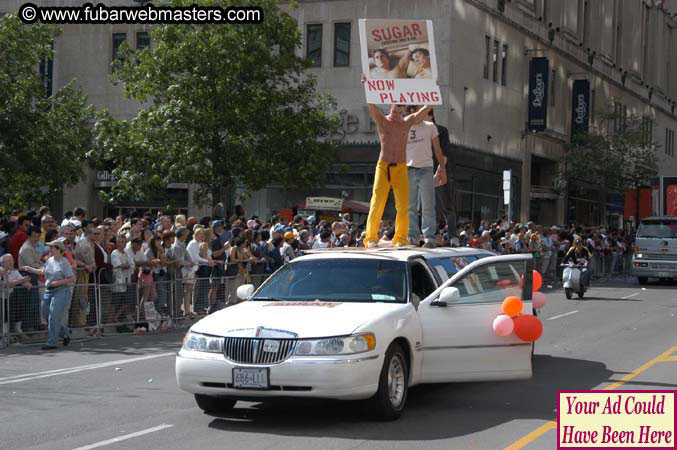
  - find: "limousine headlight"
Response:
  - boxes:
[634,253,645,259]
[295,333,376,356]
[182,332,223,353]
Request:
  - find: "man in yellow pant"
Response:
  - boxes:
[363,101,431,248]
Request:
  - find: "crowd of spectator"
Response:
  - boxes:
[0,205,636,343]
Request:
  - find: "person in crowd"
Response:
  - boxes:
[91,226,113,328]
[297,229,311,251]
[312,230,333,249]
[186,227,212,314]
[208,221,229,312]
[8,215,31,266]
[40,215,57,243]
[171,227,195,317]
[162,230,180,316]
[1,254,32,339]
[540,229,556,284]
[111,234,135,327]
[73,226,97,327]
[479,230,492,251]
[18,224,43,330]
[21,239,75,350]
[281,231,296,263]
[147,235,168,314]
[268,237,284,273]
[226,237,256,305]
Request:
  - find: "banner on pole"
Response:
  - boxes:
[359,19,442,105]
[527,57,549,132]
[570,79,590,138]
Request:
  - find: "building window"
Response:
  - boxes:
[306,24,322,67]
[640,116,651,145]
[333,22,350,67]
[136,32,150,50]
[501,44,508,85]
[483,36,490,79]
[666,129,674,157]
[550,68,556,106]
[112,33,127,70]
[492,39,499,82]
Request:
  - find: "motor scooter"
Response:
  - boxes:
[562,261,588,299]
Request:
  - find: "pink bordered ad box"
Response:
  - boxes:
[557,390,676,449]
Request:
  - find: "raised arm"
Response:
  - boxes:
[367,104,386,124]
[361,73,387,124]
[404,105,431,125]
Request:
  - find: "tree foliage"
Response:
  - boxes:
[557,102,659,194]
[0,15,94,210]
[93,0,340,206]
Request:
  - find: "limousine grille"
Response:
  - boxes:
[223,337,297,365]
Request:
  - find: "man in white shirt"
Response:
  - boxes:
[405,106,447,247]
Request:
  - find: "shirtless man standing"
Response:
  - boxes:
[362,75,432,248]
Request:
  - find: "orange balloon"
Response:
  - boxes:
[513,315,543,342]
[532,270,543,292]
[502,296,523,317]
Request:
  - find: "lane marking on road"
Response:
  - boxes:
[660,356,677,362]
[621,292,640,299]
[546,310,578,321]
[71,424,173,450]
[0,352,175,385]
[504,345,677,450]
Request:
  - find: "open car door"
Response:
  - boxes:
[417,254,534,383]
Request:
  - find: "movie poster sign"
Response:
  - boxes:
[359,19,442,105]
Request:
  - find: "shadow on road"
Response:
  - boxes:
[205,354,616,440]
[0,331,183,357]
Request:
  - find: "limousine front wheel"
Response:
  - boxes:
[367,342,408,421]
[195,394,236,413]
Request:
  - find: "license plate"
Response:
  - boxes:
[232,367,269,389]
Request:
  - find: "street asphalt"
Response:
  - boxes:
[1,277,676,450]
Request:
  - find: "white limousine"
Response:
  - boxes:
[176,247,536,420]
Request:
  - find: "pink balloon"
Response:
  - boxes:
[533,292,547,309]
[492,315,514,337]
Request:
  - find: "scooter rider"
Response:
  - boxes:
[562,238,592,287]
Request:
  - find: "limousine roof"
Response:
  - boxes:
[299,246,496,262]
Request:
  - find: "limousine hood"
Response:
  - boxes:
[190,300,405,338]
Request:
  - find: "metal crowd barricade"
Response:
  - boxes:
[1,261,274,347]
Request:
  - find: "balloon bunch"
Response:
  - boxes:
[492,270,546,342]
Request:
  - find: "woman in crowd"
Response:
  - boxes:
[1,253,32,340]
[111,234,135,324]
[187,227,212,314]
[147,235,169,314]
[138,237,159,312]
[172,227,195,317]
[226,237,256,306]
[21,239,75,350]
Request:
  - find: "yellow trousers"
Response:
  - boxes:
[365,161,409,246]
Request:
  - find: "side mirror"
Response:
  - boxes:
[432,286,460,307]
[236,284,255,300]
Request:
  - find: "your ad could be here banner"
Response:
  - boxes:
[359,19,442,105]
